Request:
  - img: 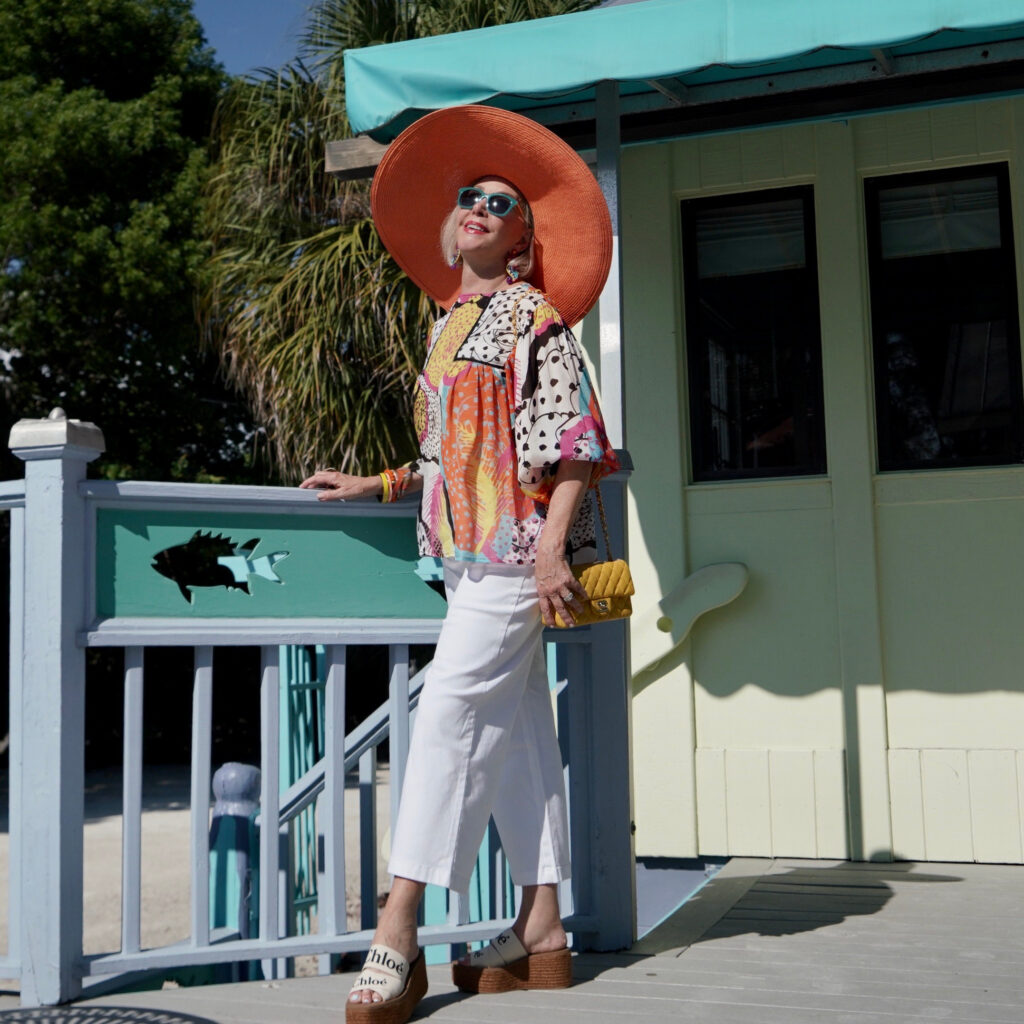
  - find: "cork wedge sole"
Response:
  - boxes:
[346,952,428,1024]
[451,947,572,993]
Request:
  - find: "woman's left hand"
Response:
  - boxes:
[298,470,380,501]
[535,545,588,627]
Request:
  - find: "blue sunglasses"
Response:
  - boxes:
[457,186,521,218]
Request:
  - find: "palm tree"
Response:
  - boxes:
[200,0,598,479]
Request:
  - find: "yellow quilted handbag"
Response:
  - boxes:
[555,557,635,628]
[553,488,635,628]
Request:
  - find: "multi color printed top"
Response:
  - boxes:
[380,283,619,566]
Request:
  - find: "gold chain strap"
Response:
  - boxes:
[511,292,614,560]
[594,484,614,559]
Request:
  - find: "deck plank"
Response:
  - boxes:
[2,858,1022,1023]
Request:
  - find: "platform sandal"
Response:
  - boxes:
[346,944,427,1024]
[451,928,571,993]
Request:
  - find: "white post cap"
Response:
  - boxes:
[8,407,105,460]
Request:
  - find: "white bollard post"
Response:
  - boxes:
[9,408,104,1005]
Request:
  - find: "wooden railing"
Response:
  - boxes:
[0,414,634,1006]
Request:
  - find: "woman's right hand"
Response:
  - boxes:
[299,470,381,502]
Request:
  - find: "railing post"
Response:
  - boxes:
[6,503,25,975]
[9,409,104,1005]
[588,79,636,951]
[583,595,636,949]
[581,497,636,948]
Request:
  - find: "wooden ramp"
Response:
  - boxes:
[3,857,1023,1023]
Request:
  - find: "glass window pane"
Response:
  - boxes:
[696,198,806,277]
[867,165,1024,471]
[682,188,827,481]
[879,177,1001,259]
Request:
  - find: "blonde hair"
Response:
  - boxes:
[440,179,535,278]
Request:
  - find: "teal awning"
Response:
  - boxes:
[344,0,1024,140]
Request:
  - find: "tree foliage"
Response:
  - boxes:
[201,0,599,480]
[0,0,262,481]
[200,63,432,477]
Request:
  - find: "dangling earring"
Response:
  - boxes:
[505,257,520,284]
[449,248,462,270]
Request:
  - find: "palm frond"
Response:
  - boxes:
[200,0,601,481]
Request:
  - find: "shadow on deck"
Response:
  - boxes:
[4,856,1024,1023]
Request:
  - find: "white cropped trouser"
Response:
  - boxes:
[387,559,571,893]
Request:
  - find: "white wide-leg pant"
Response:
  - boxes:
[387,560,571,893]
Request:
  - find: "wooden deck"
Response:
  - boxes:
[3,857,1023,1022]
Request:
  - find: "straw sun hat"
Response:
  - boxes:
[370,105,612,328]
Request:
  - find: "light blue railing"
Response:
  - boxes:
[1,413,634,1006]
[279,644,325,940]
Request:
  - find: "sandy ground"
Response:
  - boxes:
[0,765,392,974]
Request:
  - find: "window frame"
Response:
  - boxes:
[680,184,827,483]
[864,161,1024,473]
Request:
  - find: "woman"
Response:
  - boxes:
[300,105,618,1024]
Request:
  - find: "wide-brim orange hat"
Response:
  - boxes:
[370,105,612,328]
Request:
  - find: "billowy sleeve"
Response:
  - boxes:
[511,293,619,503]
[378,314,445,502]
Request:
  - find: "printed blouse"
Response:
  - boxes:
[380,283,619,565]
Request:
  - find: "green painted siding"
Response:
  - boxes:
[623,96,1024,863]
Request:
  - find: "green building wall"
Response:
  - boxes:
[621,96,1024,864]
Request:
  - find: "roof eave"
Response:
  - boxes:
[327,38,1024,180]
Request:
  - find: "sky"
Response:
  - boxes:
[192,1,646,76]
[193,0,315,76]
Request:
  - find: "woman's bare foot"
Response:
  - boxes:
[458,883,566,965]
[349,877,425,1005]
